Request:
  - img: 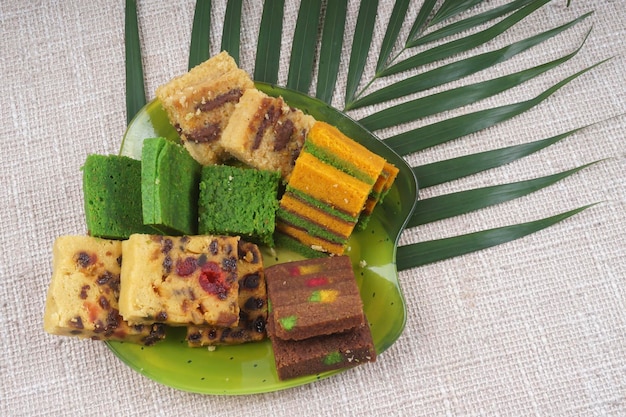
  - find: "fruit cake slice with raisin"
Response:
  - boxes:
[186,240,268,346]
[118,234,240,327]
[43,235,165,346]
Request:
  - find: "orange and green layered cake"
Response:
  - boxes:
[275,122,395,256]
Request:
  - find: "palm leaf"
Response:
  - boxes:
[412,127,585,188]
[253,0,284,84]
[344,0,378,104]
[154,0,606,273]
[188,0,211,70]
[359,37,588,131]
[408,163,597,228]
[221,0,242,64]
[346,12,592,110]
[396,205,595,270]
[379,0,551,78]
[375,0,411,73]
[287,0,323,93]
[385,61,606,156]
[124,0,145,125]
[408,0,534,48]
[316,0,348,103]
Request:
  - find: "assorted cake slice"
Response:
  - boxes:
[43,235,165,346]
[198,164,280,247]
[118,234,241,327]
[264,256,376,380]
[186,239,267,346]
[82,154,157,240]
[220,88,315,181]
[141,137,202,235]
[275,121,395,256]
[155,51,254,165]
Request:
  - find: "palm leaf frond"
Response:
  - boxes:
[344,0,379,104]
[221,0,242,64]
[347,12,592,110]
[124,0,146,124]
[177,0,604,273]
[253,0,284,84]
[412,127,585,188]
[385,61,606,156]
[396,205,596,270]
[188,0,211,70]
[287,0,323,93]
[408,163,597,228]
[316,0,348,103]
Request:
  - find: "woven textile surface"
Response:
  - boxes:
[1,1,624,416]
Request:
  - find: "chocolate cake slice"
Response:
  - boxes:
[265,256,366,341]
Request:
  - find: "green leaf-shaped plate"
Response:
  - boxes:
[111,83,418,394]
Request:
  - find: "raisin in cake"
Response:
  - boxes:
[198,165,280,247]
[186,240,267,346]
[43,235,165,346]
[220,88,315,181]
[264,256,365,341]
[118,234,240,327]
[155,51,254,165]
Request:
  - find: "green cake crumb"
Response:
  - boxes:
[82,154,156,240]
[141,137,202,235]
[198,165,280,246]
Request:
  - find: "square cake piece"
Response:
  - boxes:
[220,88,315,181]
[268,319,376,381]
[43,235,166,346]
[264,256,365,341]
[186,240,267,346]
[118,234,240,327]
[141,137,202,235]
[82,154,156,240]
[155,51,254,165]
[198,165,280,247]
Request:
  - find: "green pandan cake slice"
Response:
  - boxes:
[141,137,202,235]
[82,154,156,239]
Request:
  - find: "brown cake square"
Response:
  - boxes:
[268,317,376,380]
[264,256,365,341]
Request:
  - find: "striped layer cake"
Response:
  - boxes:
[275,122,396,256]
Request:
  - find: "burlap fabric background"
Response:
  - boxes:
[1,1,624,416]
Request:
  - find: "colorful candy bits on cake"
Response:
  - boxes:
[220,88,315,181]
[265,256,376,380]
[118,234,240,327]
[186,240,267,346]
[43,235,166,346]
[141,137,202,235]
[268,321,376,381]
[265,256,366,340]
[155,51,254,165]
[198,165,280,246]
[82,154,157,240]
